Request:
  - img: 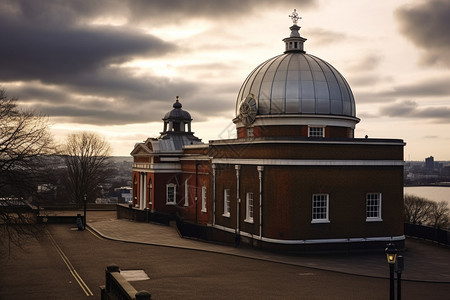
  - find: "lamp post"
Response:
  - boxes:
[396,255,404,300]
[385,242,398,300]
[83,194,87,230]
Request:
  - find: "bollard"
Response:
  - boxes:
[76,214,83,230]
[107,264,120,273]
[105,264,120,292]
[136,290,152,300]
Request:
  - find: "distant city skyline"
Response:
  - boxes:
[1,0,449,160]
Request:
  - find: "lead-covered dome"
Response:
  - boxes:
[236,52,356,117]
[234,12,359,136]
[164,97,191,121]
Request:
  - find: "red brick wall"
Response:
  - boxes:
[238,125,351,138]
[134,156,150,163]
[213,164,403,240]
[211,140,404,241]
[209,141,403,161]
[179,160,211,225]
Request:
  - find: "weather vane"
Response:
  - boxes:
[289,9,301,25]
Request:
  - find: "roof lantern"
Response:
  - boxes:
[162,96,193,134]
[283,9,307,53]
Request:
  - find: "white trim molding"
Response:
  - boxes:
[212,158,404,167]
[213,224,405,244]
[235,114,360,129]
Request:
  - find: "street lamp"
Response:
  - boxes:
[396,255,404,300]
[385,243,398,300]
[83,194,87,230]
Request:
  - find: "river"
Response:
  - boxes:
[404,186,450,206]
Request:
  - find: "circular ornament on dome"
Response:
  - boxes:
[239,95,257,126]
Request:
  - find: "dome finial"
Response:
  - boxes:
[173,96,182,108]
[289,9,301,25]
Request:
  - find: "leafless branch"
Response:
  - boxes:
[0,88,55,255]
[62,131,112,206]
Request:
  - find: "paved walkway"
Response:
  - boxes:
[85,212,450,283]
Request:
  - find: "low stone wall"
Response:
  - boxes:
[100,265,151,300]
[37,215,79,224]
[116,204,172,225]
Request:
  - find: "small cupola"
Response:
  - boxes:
[162,96,193,133]
[283,9,307,53]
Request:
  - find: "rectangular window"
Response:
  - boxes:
[223,189,231,217]
[245,192,254,223]
[312,194,329,223]
[247,128,254,138]
[201,186,207,212]
[166,183,176,205]
[366,193,382,221]
[308,126,324,137]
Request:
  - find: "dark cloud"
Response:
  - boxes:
[306,28,348,46]
[347,74,385,87]
[3,0,316,27]
[396,0,450,67]
[0,0,317,127]
[353,75,450,106]
[344,53,386,88]
[346,54,383,72]
[379,100,450,123]
[0,17,175,83]
[379,77,450,98]
[1,0,125,26]
[9,81,205,126]
[7,72,235,126]
[127,0,316,24]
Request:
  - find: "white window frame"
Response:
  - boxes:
[223,188,231,217]
[245,192,254,223]
[308,126,325,138]
[247,127,254,138]
[311,194,330,223]
[366,193,382,222]
[166,183,176,205]
[184,179,189,207]
[201,186,207,212]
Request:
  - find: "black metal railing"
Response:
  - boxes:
[404,223,450,245]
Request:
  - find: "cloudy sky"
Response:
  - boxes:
[1,0,449,160]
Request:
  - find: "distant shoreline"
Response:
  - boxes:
[404,183,450,187]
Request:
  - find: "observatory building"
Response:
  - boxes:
[131,11,405,251]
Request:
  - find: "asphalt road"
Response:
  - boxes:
[1,224,449,299]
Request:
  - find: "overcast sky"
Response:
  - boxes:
[1,0,449,160]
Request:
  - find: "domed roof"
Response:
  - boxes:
[235,11,357,124]
[164,97,192,121]
[236,52,356,117]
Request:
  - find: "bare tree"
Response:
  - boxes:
[404,194,434,225]
[428,201,450,229]
[0,88,55,254]
[63,131,112,207]
[404,194,450,229]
